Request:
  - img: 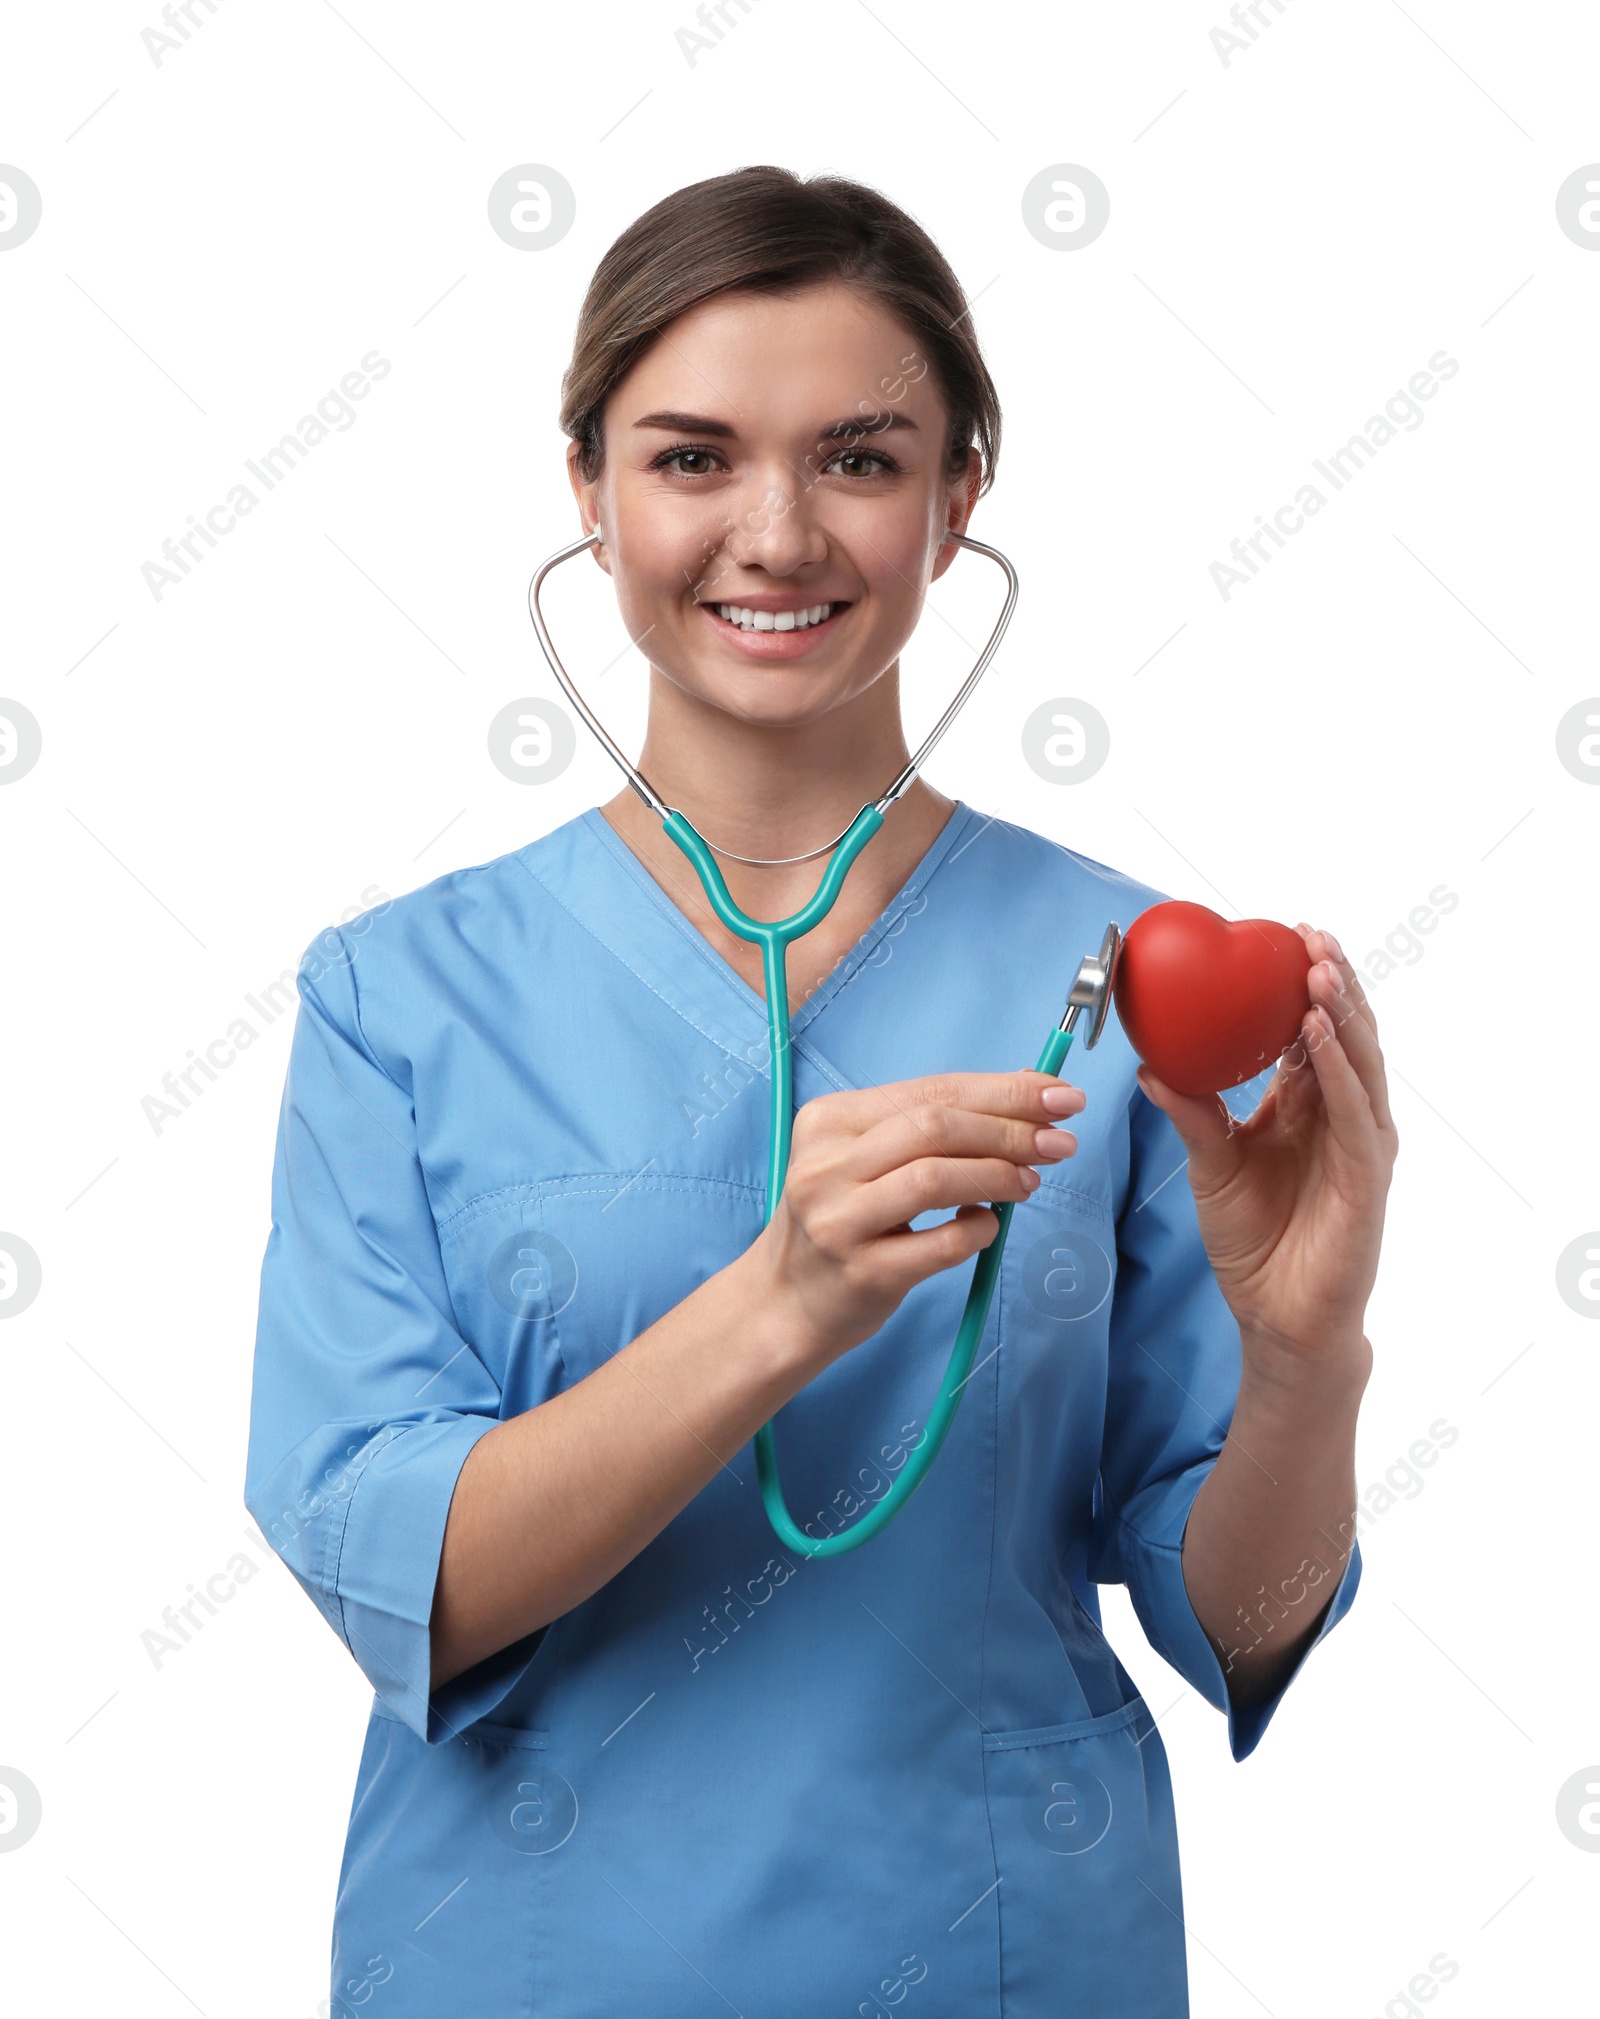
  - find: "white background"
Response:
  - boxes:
[2,2,1597,2013]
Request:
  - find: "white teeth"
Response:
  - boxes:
[714,603,836,631]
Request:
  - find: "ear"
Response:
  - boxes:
[565,440,611,573]
[931,446,983,583]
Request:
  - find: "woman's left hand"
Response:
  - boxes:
[1134,924,1398,1373]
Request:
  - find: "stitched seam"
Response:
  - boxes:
[787,1030,856,1097]
[516,834,767,1060]
[789,887,931,1031]
[326,1423,417,1650]
[1031,1174,1113,1225]
[436,1171,767,1242]
[1103,1479,1217,1674]
[577,808,773,1014]
[328,928,410,1100]
[534,1185,573,1390]
[570,801,977,1055]
[1106,1447,1222,1556]
[367,1696,551,1747]
[789,804,975,1031]
[316,937,484,1344]
[514,823,896,1114]
[982,1698,1147,1751]
[517,819,767,1049]
[539,1180,763,1200]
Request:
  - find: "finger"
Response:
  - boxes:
[816,1069,1085,1143]
[1133,1065,1244,1186]
[841,1153,1044,1243]
[1139,1057,1236,1154]
[1303,923,1378,1041]
[1300,1003,1384,1169]
[871,1203,1005,1292]
[844,1100,1079,1185]
[1267,1026,1324,1127]
[1306,957,1394,1135]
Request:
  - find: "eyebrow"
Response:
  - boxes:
[632,409,919,440]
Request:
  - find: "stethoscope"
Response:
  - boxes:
[527,525,1122,1557]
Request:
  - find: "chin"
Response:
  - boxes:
[709,668,852,722]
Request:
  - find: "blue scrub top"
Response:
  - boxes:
[245,801,1359,2017]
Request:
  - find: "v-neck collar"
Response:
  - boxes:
[521,800,981,1091]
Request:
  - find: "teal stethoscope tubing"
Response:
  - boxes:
[528,526,1055,1557]
[663,806,1079,1558]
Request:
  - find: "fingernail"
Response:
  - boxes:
[1033,1127,1076,1160]
[1325,931,1345,961]
[1041,1085,1082,1115]
[1020,1166,1041,1192]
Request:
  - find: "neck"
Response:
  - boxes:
[631,657,916,860]
[600,656,955,921]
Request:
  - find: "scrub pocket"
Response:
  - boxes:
[530,1171,762,1385]
[436,1170,763,1399]
[981,1695,1190,2016]
[332,1705,553,2011]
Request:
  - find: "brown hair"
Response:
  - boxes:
[560,165,1001,496]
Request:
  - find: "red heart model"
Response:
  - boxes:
[1112,900,1313,1096]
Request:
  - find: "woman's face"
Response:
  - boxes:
[569,281,980,731]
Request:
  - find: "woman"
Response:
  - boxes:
[246,166,1394,2017]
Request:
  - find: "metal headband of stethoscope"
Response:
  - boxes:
[524,522,1121,1044]
[526,525,1020,866]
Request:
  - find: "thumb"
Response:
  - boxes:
[1134,1064,1241,1171]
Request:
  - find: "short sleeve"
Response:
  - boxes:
[1088,1072,1361,1762]
[243,926,546,1745]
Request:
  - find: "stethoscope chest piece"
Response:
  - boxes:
[1062,921,1121,1048]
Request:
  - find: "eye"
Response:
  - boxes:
[824,445,900,479]
[650,443,723,477]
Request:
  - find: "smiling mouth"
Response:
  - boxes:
[710,601,847,633]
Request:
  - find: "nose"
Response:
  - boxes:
[719,469,829,580]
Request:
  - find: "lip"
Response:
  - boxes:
[697,598,851,659]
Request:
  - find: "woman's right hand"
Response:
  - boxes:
[743,1069,1086,1377]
